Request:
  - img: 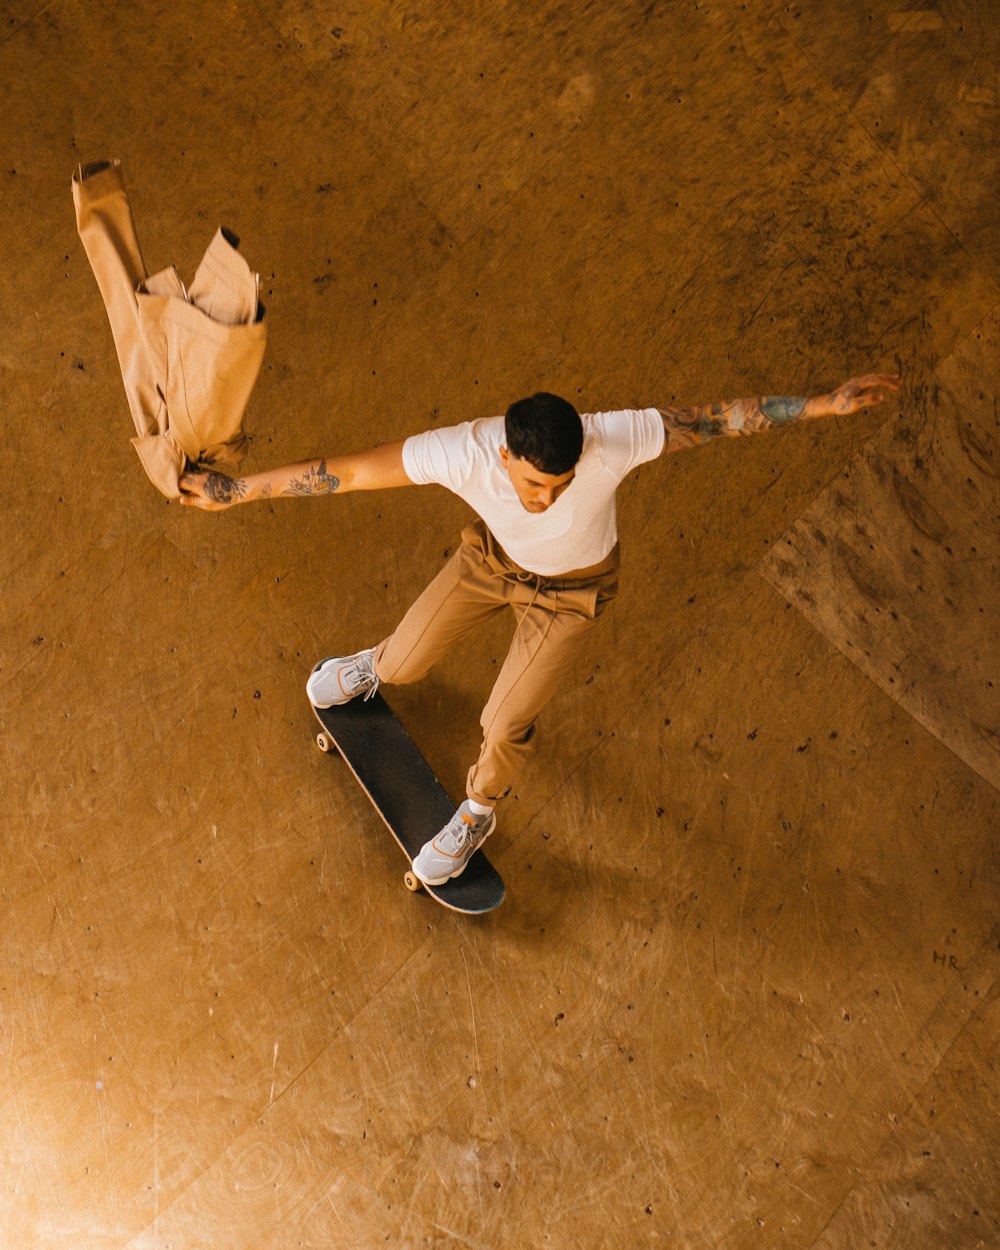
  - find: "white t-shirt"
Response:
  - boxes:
[402,409,664,575]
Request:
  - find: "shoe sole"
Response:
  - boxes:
[412,861,471,887]
[412,815,496,887]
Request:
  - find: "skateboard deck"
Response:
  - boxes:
[310,692,505,915]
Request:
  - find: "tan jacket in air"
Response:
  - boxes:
[72,159,266,498]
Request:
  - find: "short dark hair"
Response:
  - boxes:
[504,393,583,475]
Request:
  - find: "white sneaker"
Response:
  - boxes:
[306,648,379,708]
[412,801,496,886]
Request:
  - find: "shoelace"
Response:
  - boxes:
[445,821,469,852]
[346,654,380,701]
[442,812,483,853]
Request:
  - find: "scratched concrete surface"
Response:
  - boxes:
[2,2,998,1248]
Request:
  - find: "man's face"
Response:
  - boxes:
[500,447,576,513]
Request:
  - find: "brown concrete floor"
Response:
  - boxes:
[3,1,998,1247]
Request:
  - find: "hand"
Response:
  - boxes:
[818,373,902,417]
[178,468,248,511]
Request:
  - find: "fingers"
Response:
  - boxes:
[834,373,901,414]
[844,373,901,397]
[178,471,213,510]
[851,373,901,388]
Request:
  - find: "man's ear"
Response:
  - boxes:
[499,445,510,468]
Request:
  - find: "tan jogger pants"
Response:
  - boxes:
[375,521,619,805]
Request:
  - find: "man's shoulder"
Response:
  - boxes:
[580,409,630,451]
[404,415,503,486]
[412,414,503,444]
[581,408,666,470]
[582,407,658,429]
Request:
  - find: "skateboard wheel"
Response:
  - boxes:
[403,871,423,893]
[316,732,333,754]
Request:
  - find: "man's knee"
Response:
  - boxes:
[481,712,537,750]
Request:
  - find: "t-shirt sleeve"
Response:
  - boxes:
[587,408,665,480]
[401,423,475,489]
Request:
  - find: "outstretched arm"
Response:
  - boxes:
[178,439,412,511]
[657,374,901,453]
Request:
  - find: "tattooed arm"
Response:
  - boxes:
[657,374,900,453]
[178,440,412,512]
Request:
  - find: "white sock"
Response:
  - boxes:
[466,799,494,816]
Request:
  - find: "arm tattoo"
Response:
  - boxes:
[656,404,729,451]
[658,394,806,451]
[204,473,249,504]
[760,396,806,424]
[282,460,341,497]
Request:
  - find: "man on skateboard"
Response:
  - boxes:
[180,374,900,885]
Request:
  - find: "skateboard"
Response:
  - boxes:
[310,692,505,915]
